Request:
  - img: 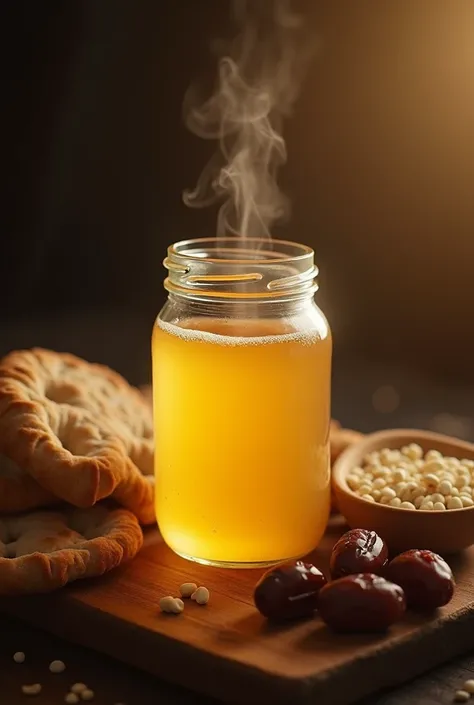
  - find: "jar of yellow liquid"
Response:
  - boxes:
[152,238,332,568]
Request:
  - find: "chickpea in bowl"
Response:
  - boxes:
[332,429,474,554]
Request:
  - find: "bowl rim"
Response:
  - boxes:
[332,428,474,515]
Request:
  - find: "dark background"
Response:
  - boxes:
[2,0,474,435]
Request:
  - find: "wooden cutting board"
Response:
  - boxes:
[2,515,474,705]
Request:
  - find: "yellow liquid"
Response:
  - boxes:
[152,317,332,567]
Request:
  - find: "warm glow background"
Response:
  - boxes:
[293,1,474,374]
[2,0,474,387]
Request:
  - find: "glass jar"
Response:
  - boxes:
[152,237,332,568]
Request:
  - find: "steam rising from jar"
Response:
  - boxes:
[183,0,315,240]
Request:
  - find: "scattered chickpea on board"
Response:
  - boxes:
[49,659,66,674]
[160,585,210,614]
[21,684,42,696]
[12,653,126,703]
[159,596,184,614]
[191,586,210,605]
[179,582,197,598]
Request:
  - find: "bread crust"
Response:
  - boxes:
[0,349,155,523]
[0,505,143,594]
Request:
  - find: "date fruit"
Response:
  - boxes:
[330,528,389,579]
[318,573,406,633]
[254,561,327,621]
[386,549,455,610]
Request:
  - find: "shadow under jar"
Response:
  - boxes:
[152,238,332,568]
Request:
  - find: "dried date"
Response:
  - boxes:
[254,561,327,621]
[386,549,455,610]
[330,528,389,579]
[318,573,406,633]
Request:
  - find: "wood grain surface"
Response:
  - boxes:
[2,516,474,705]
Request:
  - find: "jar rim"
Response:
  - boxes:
[164,237,318,301]
[168,237,313,266]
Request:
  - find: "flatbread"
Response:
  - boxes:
[0,349,155,523]
[0,504,143,595]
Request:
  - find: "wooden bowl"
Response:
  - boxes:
[332,428,474,555]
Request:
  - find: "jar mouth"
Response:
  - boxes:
[164,237,318,301]
[168,237,313,265]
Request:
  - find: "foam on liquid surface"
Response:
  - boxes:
[157,318,320,346]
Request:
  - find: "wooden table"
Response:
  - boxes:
[1,612,474,705]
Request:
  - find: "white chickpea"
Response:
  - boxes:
[392,469,406,483]
[447,496,463,510]
[347,475,361,490]
[446,456,461,467]
[21,684,42,696]
[179,582,198,598]
[371,489,382,501]
[423,474,439,490]
[425,449,442,462]
[400,487,414,502]
[422,459,446,475]
[430,493,445,504]
[439,472,455,483]
[191,586,210,605]
[402,443,423,460]
[463,679,474,694]
[71,684,88,695]
[352,466,365,476]
[461,496,474,507]
[396,460,409,469]
[81,690,95,702]
[372,466,388,478]
[364,452,381,465]
[380,487,397,500]
[420,500,434,511]
[414,495,425,508]
[438,480,453,496]
[49,660,66,674]
[380,449,401,465]
[400,501,416,510]
[358,484,372,495]
[389,497,402,507]
[457,464,470,474]
[159,596,184,614]
[433,502,446,511]
[361,494,375,502]
[372,477,386,489]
